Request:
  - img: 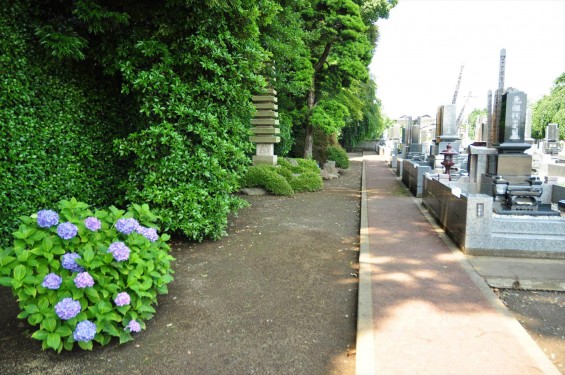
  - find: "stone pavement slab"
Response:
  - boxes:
[467,256,565,291]
[356,153,560,375]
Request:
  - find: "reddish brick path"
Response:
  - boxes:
[356,154,559,375]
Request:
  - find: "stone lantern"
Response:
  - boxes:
[440,143,458,181]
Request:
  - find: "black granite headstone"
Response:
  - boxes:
[497,90,530,153]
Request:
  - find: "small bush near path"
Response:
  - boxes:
[240,158,323,195]
[0,198,175,352]
[327,146,350,169]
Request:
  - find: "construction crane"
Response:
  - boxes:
[456,91,476,126]
[452,65,464,105]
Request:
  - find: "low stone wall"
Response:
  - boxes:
[402,159,432,198]
[396,158,403,178]
[422,174,565,259]
[548,163,565,178]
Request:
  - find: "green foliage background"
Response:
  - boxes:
[532,72,565,140]
[1,0,394,246]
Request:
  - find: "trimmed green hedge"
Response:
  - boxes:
[240,165,294,196]
[240,158,323,195]
[1,1,268,243]
[0,5,130,247]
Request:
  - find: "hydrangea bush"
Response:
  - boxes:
[0,198,175,352]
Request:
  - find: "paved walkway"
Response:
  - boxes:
[356,153,560,375]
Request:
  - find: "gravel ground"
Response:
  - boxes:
[497,289,565,374]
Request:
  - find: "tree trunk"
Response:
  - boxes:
[303,42,332,159]
[304,83,316,159]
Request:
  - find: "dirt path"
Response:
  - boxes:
[0,157,362,375]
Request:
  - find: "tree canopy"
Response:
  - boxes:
[262,0,396,158]
[532,72,565,140]
[1,0,395,244]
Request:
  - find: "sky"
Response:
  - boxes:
[369,0,565,120]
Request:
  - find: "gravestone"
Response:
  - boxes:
[430,104,460,168]
[496,89,530,153]
[409,124,423,155]
[544,123,560,155]
[488,89,532,177]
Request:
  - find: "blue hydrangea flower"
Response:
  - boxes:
[73,320,97,342]
[135,226,159,242]
[41,273,62,290]
[107,241,130,262]
[125,320,141,333]
[55,298,81,320]
[57,222,78,240]
[84,217,101,231]
[114,292,131,307]
[74,272,94,288]
[61,253,85,273]
[37,210,59,228]
[115,218,139,235]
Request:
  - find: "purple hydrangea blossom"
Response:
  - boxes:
[41,273,62,290]
[125,320,141,333]
[61,253,85,273]
[115,218,139,235]
[135,226,159,242]
[83,217,101,231]
[55,298,81,320]
[57,222,78,240]
[107,241,130,262]
[74,272,94,288]
[37,210,59,228]
[114,292,131,307]
[73,320,97,342]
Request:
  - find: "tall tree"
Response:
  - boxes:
[340,78,385,149]
[258,0,396,159]
[532,72,565,140]
[467,108,487,140]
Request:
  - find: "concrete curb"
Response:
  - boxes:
[355,155,376,375]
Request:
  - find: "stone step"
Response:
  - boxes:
[491,217,565,236]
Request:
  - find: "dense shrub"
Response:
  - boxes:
[0,4,132,247]
[240,166,294,196]
[0,199,174,352]
[295,158,321,173]
[241,158,322,195]
[327,146,350,169]
[278,158,320,174]
[2,1,275,243]
[75,1,267,241]
[289,172,323,192]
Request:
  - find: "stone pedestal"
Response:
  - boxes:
[494,154,532,177]
[468,145,497,187]
[250,89,280,165]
